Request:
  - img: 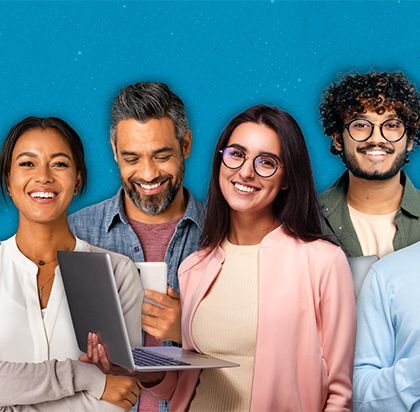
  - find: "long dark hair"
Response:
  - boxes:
[0,116,87,200]
[199,104,325,250]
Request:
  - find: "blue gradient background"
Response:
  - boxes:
[1,0,419,239]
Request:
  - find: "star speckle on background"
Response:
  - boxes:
[0,1,419,238]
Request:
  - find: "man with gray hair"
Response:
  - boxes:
[69,82,204,412]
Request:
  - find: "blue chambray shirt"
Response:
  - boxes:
[68,187,204,412]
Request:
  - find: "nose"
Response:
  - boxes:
[238,157,255,180]
[369,123,386,144]
[34,164,54,183]
[139,158,160,182]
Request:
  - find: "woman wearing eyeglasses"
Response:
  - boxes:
[139,105,356,411]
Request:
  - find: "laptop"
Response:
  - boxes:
[57,250,239,372]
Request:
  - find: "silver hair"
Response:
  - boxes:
[110,82,189,144]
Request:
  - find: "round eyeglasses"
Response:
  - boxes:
[219,146,283,178]
[344,118,407,143]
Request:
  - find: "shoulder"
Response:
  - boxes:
[178,247,216,276]
[0,236,16,268]
[183,189,205,227]
[319,185,335,203]
[298,237,348,270]
[78,239,138,283]
[68,193,122,242]
[371,242,420,281]
[266,232,350,287]
[318,172,348,207]
[0,235,17,257]
[69,196,115,223]
[264,226,345,264]
[185,190,204,211]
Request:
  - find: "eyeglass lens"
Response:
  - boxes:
[221,147,279,177]
[347,119,406,142]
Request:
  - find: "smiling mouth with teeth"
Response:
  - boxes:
[30,192,57,199]
[364,150,389,156]
[234,183,258,193]
[139,181,163,190]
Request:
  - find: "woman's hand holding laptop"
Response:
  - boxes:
[80,332,166,385]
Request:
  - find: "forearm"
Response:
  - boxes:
[0,391,124,412]
[354,355,420,411]
[0,359,105,407]
[0,391,123,412]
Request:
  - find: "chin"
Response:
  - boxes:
[226,200,254,213]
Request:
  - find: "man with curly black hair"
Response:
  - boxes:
[319,71,420,259]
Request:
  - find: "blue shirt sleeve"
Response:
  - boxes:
[354,267,420,411]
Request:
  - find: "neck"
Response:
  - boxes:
[124,187,187,224]
[228,210,279,245]
[16,216,76,263]
[347,171,404,214]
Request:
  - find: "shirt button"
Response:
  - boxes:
[339,226,343,230]
[134,246,140,252]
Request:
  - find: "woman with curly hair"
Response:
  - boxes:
[319,71,420,259]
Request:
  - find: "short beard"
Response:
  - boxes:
[122,163,184,216]
[342,142,408,181]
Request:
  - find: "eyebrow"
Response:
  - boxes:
[354,114,399,120]
[228,143,280,159]
[16,152,72,160]
[121,147,175,157]
[152,147,175,155]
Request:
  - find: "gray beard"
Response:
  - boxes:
[124,179,182,215]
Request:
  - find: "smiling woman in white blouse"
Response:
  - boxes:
[0,116,143,411]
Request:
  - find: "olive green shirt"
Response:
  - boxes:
[319,171,420,257]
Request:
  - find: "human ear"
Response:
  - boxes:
[6,177,11,197]
[74,171,82,195]
[182,130,192,158]
[110,138,119,163]
[332,134,343,151]
[407,137,414,152]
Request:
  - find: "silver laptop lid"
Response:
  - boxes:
[57,251,135,370]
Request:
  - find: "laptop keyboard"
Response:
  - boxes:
[132,348,191,367]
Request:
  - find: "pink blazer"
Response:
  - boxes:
[146,227,356,411]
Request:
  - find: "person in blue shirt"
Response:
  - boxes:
[68,81,204,412]
[354,241,420,411]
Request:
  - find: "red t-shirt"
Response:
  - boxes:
[128,217,180,412]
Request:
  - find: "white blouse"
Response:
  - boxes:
[0,235,143,411]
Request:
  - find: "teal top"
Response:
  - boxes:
[319,171,420,257]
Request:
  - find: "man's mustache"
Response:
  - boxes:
[128,175,171,186]
[357,143,395,154]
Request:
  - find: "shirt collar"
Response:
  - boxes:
[104,188,128,232]
[321,172,349,218]
[400,171,420,217]
[104,187,204,233]
[322,170,420,218]
[181,188,204,231]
